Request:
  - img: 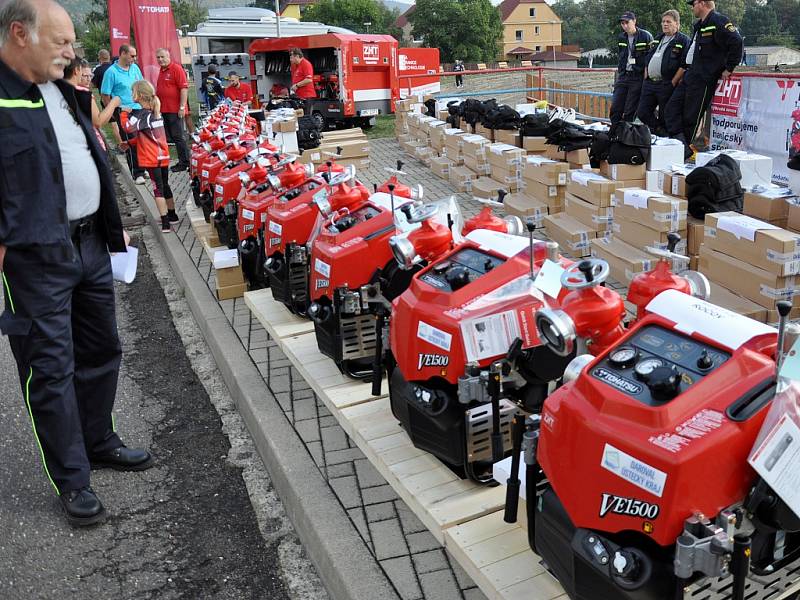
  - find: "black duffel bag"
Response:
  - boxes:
[606,121,651,165]
[520,113,550,137]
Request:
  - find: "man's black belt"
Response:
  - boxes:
[69,213,98,239]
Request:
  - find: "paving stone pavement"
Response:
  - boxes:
[156,136,634,600]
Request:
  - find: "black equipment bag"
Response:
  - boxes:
[482,105,520,130]
[685,154,744,218]
[606,121,651,165]
[297,115,322,150]
[589,130,611,167]
[520,113,550,138]
[545,119,593,152]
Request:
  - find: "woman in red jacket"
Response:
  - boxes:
[123,80,177,232]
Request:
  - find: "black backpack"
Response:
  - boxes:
[589,131,611,167]
[607,121,651,165]
[424,99,437,118]
[297,115,322,150]
[520,113,550,138]
[482,105,520,130]
[546,119,594,152]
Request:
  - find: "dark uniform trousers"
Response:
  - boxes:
[162,112,190,166]
[1,224,122,494]
[610,72,644,125]
[664,70,717,144]
[637,79,676,135]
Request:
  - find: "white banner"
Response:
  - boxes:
[710,76,800,189]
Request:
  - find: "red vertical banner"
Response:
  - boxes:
[108,0,132,56]
[130,0,181,85]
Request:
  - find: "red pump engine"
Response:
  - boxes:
[263,168,370,314]
[515,290,800,600]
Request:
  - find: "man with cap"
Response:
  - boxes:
[202,63,224,109]
[609,11,653,125]
[663,0,742,157]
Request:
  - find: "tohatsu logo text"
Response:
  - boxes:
[138,5,171,13]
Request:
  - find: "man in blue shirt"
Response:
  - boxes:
[101,44,146,181]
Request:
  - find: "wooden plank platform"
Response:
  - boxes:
[244,289,315,339]
[246,289,564,599]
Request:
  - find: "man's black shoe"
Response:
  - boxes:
[60,487,107,527]
[89,446,154,471]
[170,163,189,173]
[167,209,179,223]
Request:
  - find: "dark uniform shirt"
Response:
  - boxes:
[0,59,124,251]
[617,28,654,75]
[645,31,691,81]
[684,10,743,82]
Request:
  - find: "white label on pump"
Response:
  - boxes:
[461,310,520,363]
[646,289,776,350]
[241,209,255,221]
[314,258,331,278]
[601,443,667,498]
[269,221,282,236]
[417,320,452,352]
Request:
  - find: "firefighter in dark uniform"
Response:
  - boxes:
[610,11,653,125]
[636,9,690,136]
[664,0,743,157]
[0,0,152,527]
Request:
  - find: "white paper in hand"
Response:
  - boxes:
[110,246,138,284]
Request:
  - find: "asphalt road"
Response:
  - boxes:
[0,176,328,600]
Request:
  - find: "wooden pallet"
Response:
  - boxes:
[244,289,315,339]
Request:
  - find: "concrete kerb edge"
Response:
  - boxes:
[116,157,401,600]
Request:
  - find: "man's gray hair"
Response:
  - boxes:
[0,0,39,47]
[155,47,170,56]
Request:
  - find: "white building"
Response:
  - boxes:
[743,46,800,67]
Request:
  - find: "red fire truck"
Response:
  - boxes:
[249,34,439,128]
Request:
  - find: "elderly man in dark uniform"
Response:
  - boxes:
[663,0,743,157]
[0,0,152,527]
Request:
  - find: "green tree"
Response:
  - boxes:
[551,0,609,50]
[303,0,401,37]
[740,2,780,45]
[172,0,208,32]
[716,0,745,25]
[408,0,502,62]
[767,0,800,45]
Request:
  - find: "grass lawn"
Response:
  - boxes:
[365,114,396,139]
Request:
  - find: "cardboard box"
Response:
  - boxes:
[429,126,447,152]
[444,128,468,151]
[475,123,495,141]
[687,216,705,256]
[472,177,507,201]
[566,171,620,207]
[565,192,614,232]
[789,202,800,233]
[494,129,521,147]
[442,146,464,166]
[430,156,453,179]
[216,265,244,288]
[522,156,569,186]
[699,245,798,310]
[336,157,371,171]
[464,153,491,176]
[395,98,414,112]
[522,136,548,153]
[645,170,662,192]
[461,134,490,159]
[590,236,654,283]
[659,166,695,198]
[487,143,525,170]
[326,139,370,159]
[613,188,688,233]
[613,214,687,255]
[689,254,699,271]
[545,145,567,161]
[503,193,550,225]
[491,164,522,192]
[449,165,476,192]
[544,213,597,258]
[525,177,565,204]
[647,141,684,172]
[696,150,773,190]
[704,212,800,276]
[707,281,769,323]
[566,149,590,166]
[743,188,796,223]
[600,161,647,182]
[217,282,248,301]
[414,145,434,166]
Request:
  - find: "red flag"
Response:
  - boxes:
[108,0,132,56]
[129,0,182,85]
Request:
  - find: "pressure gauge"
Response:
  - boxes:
[608,346,638,369]
[635,357,665,381]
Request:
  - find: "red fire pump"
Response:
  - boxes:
[306,190,457,379]
[500,292,800,600]
[197,137,255,224]
[385,224,711,481]
[211,140,280,248]
[190,131,225,211]
[264,167,370,314]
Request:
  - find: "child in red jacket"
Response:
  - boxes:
[123,80,176,232]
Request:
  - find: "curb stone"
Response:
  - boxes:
[117,157,401,600]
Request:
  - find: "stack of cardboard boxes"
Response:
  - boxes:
[504,156,570,225]
[700,212,800,322]
[300,127,371,170]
